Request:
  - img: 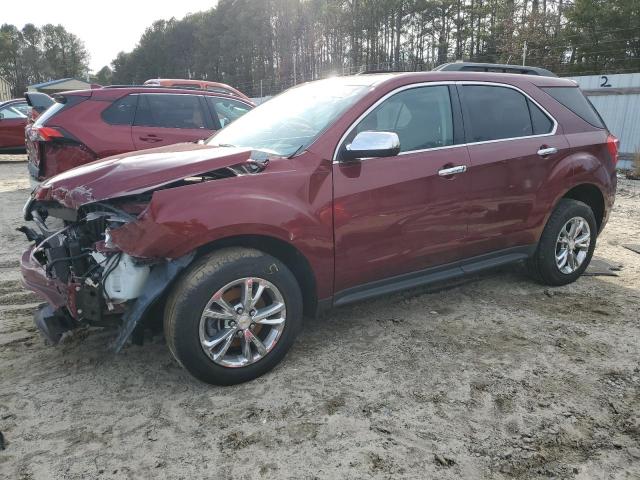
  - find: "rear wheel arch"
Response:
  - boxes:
[196,235,319,317]
[560,183,605,231]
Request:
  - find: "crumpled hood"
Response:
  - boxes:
[36,143,260,209]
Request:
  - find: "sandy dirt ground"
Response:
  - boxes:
[0,156,639,480]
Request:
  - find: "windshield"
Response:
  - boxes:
[206,79,370,156]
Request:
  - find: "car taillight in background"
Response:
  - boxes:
[606,134,619,165]
[27,125,64,142]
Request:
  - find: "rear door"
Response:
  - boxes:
[98,94,137,157]
[460,82,569,256]
[132,93,213,149]
[0,104,27,149]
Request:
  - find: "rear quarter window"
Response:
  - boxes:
[541,86,605,128]
[102,94,138,125]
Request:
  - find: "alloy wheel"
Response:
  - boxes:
[555,216,591,274]
[198,277,287,368]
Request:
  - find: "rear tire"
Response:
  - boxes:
[527,199,597,286]
[164,247,303,385]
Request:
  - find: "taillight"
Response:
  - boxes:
[606,134,619,165]
[27,126,64,142]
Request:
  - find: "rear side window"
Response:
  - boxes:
[541,87,605,128]
[134,94,207,129]
[462,85,532,141]
[206,97,251,128]
[102,94,138,125]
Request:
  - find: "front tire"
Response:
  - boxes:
[527,199,597,286]
[164,247,303,385]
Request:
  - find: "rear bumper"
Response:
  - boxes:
[20,246,67,309]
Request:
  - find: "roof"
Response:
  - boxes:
[28,78,90,89]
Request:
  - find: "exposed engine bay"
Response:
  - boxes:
[20,197,159,344]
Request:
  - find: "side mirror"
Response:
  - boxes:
[341,131,400,161]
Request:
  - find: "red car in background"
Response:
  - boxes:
[144,79,252,102]
[25,86,254,180]
[0,99,30,153]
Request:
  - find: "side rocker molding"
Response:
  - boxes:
[332,245,537,307]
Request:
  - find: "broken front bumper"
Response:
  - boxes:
[21,246,80,344]
[21,246,69,310]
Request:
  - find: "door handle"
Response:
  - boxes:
[537,146,558,157]
[438,165,467,176]
[139,136,163,143]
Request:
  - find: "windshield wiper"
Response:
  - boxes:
[287,145,305,159]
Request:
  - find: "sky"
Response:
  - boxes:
[2,0,217,73]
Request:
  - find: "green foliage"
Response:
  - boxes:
[0,23,89,96]
[108,0,639,96]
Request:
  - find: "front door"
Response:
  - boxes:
[332,84,471,293]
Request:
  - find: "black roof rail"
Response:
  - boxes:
[433,62,557,77]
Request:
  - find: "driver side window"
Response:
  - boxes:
[343,85,454,155]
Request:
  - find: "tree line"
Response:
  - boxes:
[1,0,638,99]
[0,23,89,96]
[108,0,639,97]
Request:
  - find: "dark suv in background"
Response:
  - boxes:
[21,71,617,385]
[25,86,254,180]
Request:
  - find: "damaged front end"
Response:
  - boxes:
[19,144,274,349]
[20,194,194,349]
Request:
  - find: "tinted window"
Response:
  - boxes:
[346,85,454,153]
[462,85,534,142]
[102,94,137,125]
[135,94,207,129]
[541,86,605,128]
[527,99,553,134]
[206,97,251,128]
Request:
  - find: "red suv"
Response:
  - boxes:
[20,72,617,385]
[25,86,254,180]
